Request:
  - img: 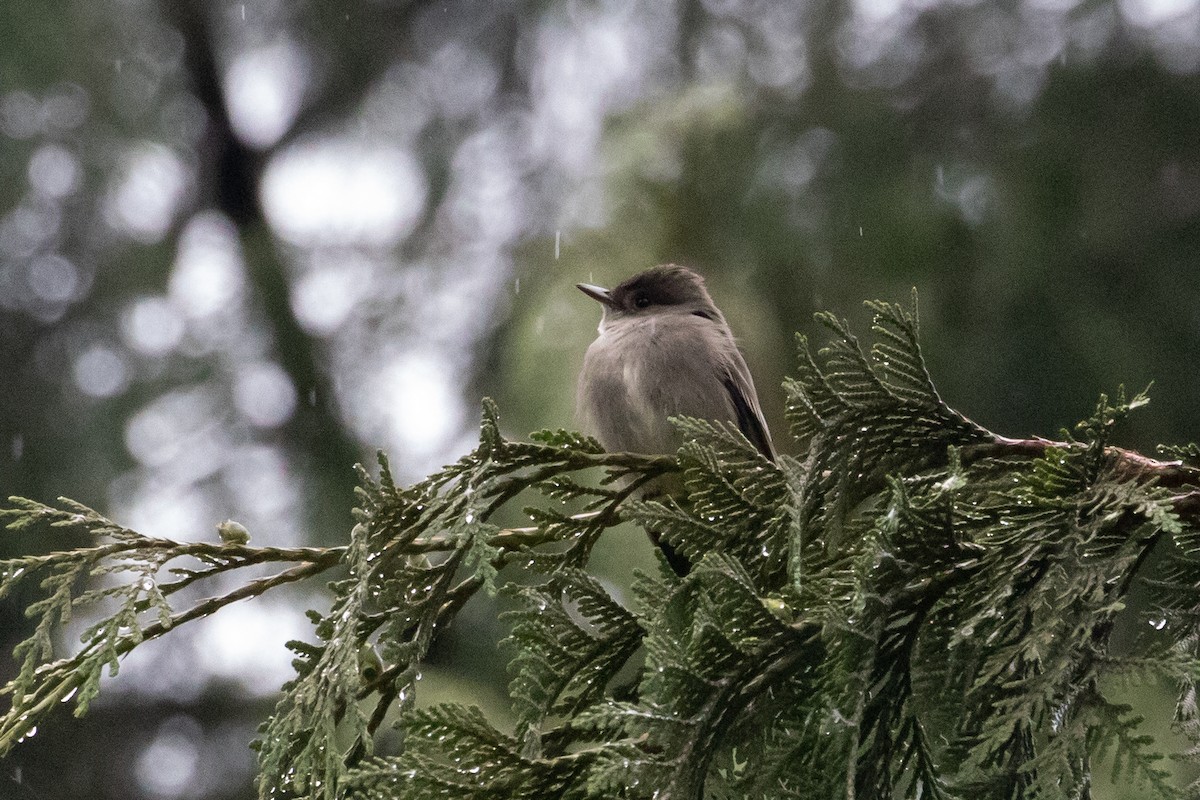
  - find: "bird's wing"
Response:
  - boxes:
[722,352,775,461]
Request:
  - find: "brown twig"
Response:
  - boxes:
[962,435,1200,491]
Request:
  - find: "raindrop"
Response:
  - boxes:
[1050,704,1065,732]
[1149,617,1167,631]
[555,230,561,260]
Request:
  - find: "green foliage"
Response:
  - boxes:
[251,401,672,799]
[6,296,1200,798]
[0,499,342,752]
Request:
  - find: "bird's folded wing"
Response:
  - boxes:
[722,359,775,461]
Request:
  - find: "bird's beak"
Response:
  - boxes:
[576,283,616,308]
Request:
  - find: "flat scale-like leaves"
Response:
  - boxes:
[8,296,1200,800]
[785,295,993,558]
[503,569,643,752]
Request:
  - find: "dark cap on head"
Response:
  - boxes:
[577,265,722,321]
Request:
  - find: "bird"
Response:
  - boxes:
[576,265,775,573]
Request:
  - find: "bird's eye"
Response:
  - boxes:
[634,294,651,309]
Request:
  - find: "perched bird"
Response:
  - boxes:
[576,265,775,572]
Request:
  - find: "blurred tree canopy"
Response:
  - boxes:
[2,0,1200,797]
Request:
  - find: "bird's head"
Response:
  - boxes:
[577,265,723,324]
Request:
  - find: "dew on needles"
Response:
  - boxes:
[2,297,1200,799]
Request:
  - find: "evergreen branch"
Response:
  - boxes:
[0,558,332,753]
[399,515,598,553]
[9,296,1200,800]
[0,497,346,757]
[503,569,643,752]
[966,436,1200,491]
[576,555,824,799]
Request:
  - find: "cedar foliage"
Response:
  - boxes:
[5,295,1200,798]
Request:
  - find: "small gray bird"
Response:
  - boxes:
[576,265,774,460]
[576,265,775,572]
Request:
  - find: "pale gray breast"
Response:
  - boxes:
[578,314,740,456]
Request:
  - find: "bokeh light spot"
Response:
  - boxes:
[1119,0,1199,25]
[73,345,130,398]
[135,715,203,800]
[27,144,81,199]
[291,262,366,334]
[121,296,186,356]
[376,352,463,457]
[233,362,297,428]
[105,142,191,244]
[261,141,426,247]
[169,212,246,318]
[223,40,310,149]
[124,388,218,469]
[0,91,41,139]
[194,600,310,694]
[27,254,80,304]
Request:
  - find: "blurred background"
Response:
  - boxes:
[2,0,1199,796]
